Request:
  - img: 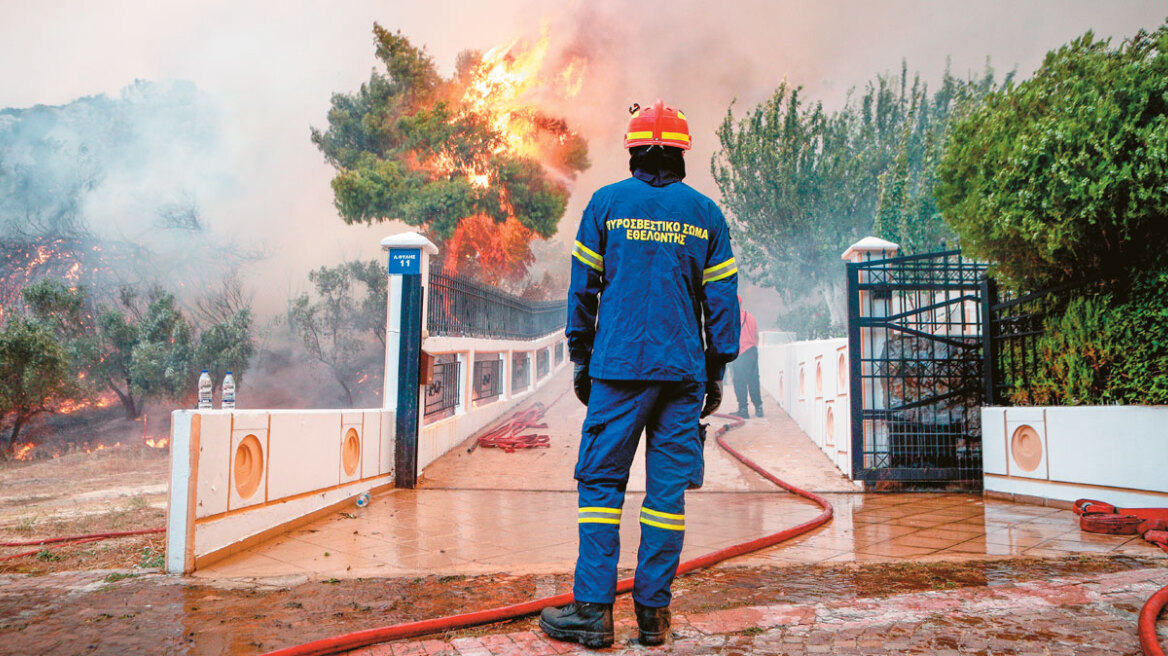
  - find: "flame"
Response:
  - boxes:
[55,391,117,415]
[145,437,168,449]
[14,443,35,461]
[423,25,587,282]
[444,214,537,285]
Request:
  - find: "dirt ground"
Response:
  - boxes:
[2,553,1161,655]
[0,445,170,575]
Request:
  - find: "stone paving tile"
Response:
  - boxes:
[340,567,1168,655]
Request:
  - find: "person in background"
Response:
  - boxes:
[730,299,762,418]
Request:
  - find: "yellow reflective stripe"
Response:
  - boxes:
[626,131,653,140]
[640,517,686,531]
[703,257,737,283]
[704,267,738,284]
[639,507,685,530]
[704,257,736,277]
[640,507,684,521]
[661,131,690,143]
[579,506,622,525]
[573,251,603,272]
[572,242,603,272]
[574,241,602,262]
[677,111,686,120]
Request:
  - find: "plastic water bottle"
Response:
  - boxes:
[355,492,371,508]
[221,371,236,410]
[197,370,212,409]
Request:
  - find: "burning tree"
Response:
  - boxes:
[311,25,589,286]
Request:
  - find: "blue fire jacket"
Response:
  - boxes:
[566,176,740,382]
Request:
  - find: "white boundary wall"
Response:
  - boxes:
[166,408,394,573]
[418,330,569,472]
[756,332,853,478]
[983,406,1168,507]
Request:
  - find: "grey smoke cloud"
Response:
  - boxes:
[1,1,1164,313]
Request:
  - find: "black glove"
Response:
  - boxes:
[700,380,723,418]
[573,363,592,405]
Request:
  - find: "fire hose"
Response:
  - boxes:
[470,403,551,453]
[1074,499,1168,656]
[0,528,165,562]
[262,412,834,656]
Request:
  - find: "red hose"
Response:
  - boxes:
[1141,578,1168,656]
[262,413,833,656]
[0,528,165,562]
[1078,499,1168,656]
[0,528,164,547]
[1138,538,1168,656]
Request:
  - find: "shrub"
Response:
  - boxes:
[1021,269,1168,405]
[938,23,1168,291]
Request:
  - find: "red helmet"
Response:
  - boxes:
[624,99,691,150]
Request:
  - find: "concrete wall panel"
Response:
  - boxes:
[195,412,232,519]
[267,412,343,501]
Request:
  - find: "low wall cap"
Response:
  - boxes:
[381,231,439,255]
[841,236,899,261]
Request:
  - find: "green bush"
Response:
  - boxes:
[1021,269,1168,405]
[938,23,1168,291]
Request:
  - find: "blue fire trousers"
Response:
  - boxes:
[573,379,704,608]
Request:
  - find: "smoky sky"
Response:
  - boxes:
[1,1,1164,312]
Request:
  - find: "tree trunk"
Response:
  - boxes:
[819,280,847,330]
[9,414,27,453]
[335,373,354,408]
[112,385,140,419]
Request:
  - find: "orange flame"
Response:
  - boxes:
[432,25,587,282]
[55,391,117,415]
[14,443,35,461]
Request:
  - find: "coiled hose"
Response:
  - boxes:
[1076,500,1168,656]
[262,412,833,656]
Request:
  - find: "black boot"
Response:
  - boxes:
[731,407,749,419]
[539,602,614,649]
[755,405,764,418]
[634,601,671,646]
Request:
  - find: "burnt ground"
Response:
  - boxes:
[0,555,1163,655]
[0,445,170,576]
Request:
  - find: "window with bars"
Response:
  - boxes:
[511,353,531,393]
[473,357,503,403]
[424,360,461,418]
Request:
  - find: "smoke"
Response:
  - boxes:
[1,0,1165,317]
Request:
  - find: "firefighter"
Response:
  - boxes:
[539,99,740,648]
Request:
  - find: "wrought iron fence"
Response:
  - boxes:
[982,279,1083,406]
[427,268,566,339]
[473,358,503,402]
[424,361,461,417]
[847,249,988,484]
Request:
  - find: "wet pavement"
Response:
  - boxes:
[339,564,1168,655]
[2,554,1164,655]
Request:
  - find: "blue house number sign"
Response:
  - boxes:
[388,248,422,275]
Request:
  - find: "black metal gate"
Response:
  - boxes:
[846,250,988,484]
